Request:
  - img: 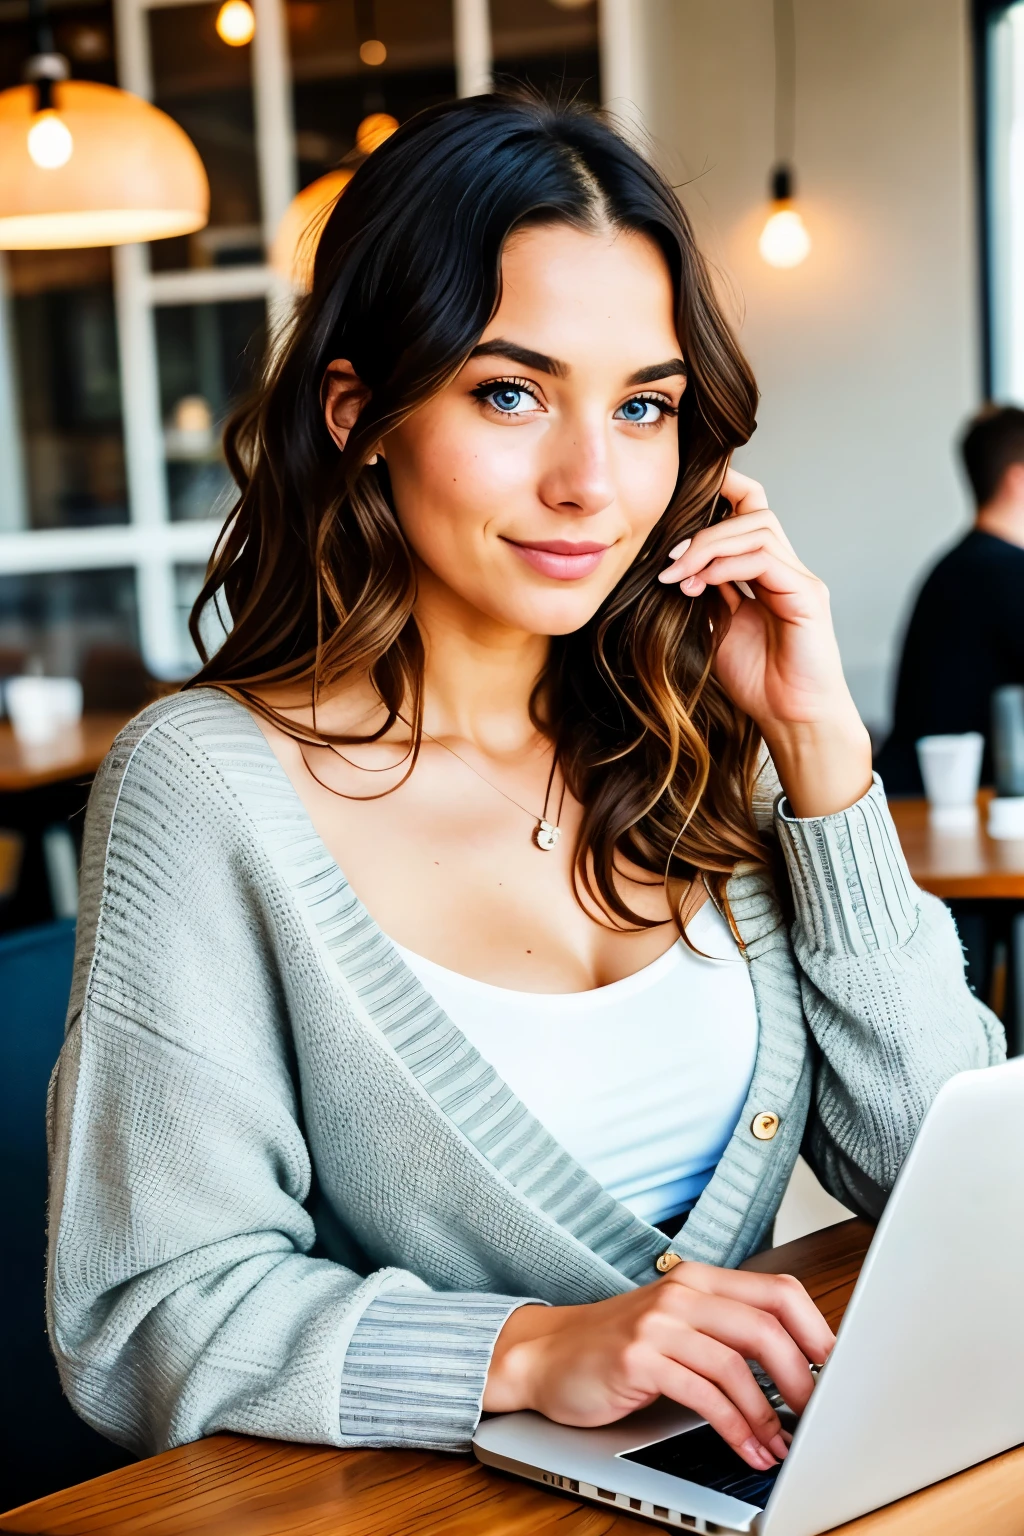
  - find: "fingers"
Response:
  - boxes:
[659,510,804,591]
[677,1292,821,1416]
[653,1357,783,1471]
[672,552,813,605]
[668,1263,836,1369]
[719,467,771,517]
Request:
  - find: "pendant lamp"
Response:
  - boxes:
[759,0,810,269]
[0,0,208,250]
[271,167,353,291]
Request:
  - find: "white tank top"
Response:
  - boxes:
[395,900,759,1225]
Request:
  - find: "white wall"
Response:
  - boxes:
[634,0,981,732]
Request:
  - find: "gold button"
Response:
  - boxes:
[656,1251,683,1274]
[751,1111,780,1141]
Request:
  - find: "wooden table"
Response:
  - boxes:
[888,795,1024,901]
[5,1220,1023,1536]
[0,713,131,927]
[0,714,129,794]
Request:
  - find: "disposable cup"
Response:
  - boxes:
[5,675,83,746]
[916,733,984,818]
[988,797,1024,840]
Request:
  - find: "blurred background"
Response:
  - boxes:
[1,0,1016,723]
[2,0,1024,1512]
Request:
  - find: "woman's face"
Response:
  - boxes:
[375,223,686,637]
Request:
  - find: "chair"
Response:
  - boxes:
[0,921,133,1513]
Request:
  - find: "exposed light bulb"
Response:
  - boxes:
[27,110,74,169]
[216,0,255,46]
[359,38,387,65]
[356,112,398,154]
[759,206,811,268]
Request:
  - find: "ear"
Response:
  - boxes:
[1003,461,1024,500]
[322,359,374,456]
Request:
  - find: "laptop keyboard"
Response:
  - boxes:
[618,1366,800,1512]
[621,1423,782,1510]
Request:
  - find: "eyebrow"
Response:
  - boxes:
[468,339,569,378]
[468,339,687,388]
[626,359,688,386]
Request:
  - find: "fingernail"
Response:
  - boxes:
[741,1437,775,1469]
[681,575,702,593]
[769,1434,789,1460]
[668,537,692,559]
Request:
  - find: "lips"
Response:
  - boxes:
[504,538,610,580]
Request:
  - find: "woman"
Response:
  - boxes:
[48,94,1002,1475]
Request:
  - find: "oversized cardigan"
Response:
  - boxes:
[46,690,1004,1457]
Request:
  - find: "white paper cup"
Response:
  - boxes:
[916,733,984,812]
[5,675,83,746]
[988,797,1024,840]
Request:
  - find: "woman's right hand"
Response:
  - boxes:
[483,1261,836,1471]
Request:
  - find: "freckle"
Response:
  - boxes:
[434,861,440,866]
[526,949,532,954]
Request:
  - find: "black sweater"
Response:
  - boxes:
[875,529,1024,793]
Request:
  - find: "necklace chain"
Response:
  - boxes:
[420,728,566,851]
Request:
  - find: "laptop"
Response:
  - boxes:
[474,1058,1024,1535]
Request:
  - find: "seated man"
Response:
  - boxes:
[876,404,1024,792]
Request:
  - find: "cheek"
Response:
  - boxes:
[617,433,680,541]
[384,413,534,563]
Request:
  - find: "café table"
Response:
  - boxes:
[886,794,1024,901]
[887,794,1024,1051]
[0,712,131,929]
[0,713,129,795]
[4,1218,1022,1536]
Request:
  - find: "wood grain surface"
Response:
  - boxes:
[0,715,129,793]
[887,795,1024,900]
[7,1219,1022,1536]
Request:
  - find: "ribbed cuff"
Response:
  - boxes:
[338,1286,544,1450]
[775,774,919,956]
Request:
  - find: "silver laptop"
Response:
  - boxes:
[474,1057,1024,1536]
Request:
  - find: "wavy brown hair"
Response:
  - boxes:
[188,91,771,929]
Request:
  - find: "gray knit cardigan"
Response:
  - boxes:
[46,690,1004,1458]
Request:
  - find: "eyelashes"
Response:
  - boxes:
[470,376,539,415]
[471,376,679,424]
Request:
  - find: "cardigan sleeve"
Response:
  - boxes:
[46,716,535,1457]
[774,775,1006,1217]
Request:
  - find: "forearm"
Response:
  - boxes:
[775,780,1005,1193]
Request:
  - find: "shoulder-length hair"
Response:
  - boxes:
[188,91,769,928]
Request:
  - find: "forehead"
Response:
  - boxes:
[484,222,679,365]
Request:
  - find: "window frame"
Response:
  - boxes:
[0,0,622,677]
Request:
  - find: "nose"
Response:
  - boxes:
[536,414,615,519]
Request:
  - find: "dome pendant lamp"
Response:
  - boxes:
[759,0,811,269]
[0,0,208,249]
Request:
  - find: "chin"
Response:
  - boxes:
[489,586,612,637]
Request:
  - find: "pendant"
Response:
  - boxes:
[534,818,560,851]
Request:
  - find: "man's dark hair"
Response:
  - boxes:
[960,403,1024,507]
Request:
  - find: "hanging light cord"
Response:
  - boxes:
[772,0,796,196]
[24,0,69,111]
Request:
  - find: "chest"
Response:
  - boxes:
[263,726,686,990]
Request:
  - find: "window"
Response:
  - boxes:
[986,1,1024,400]
[0,0,609,681]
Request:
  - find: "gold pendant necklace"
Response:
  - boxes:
[422,729,565,852]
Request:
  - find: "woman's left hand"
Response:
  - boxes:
[658,467,873,818]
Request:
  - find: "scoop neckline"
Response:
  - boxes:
[393,898,732,1006]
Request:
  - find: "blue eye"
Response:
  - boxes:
[491,387,527,413]
[473,379,542,416]
[615,396,668,425]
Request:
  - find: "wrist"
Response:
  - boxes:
[483,1303,551,1414]
[761,714,872,819]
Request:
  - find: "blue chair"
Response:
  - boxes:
[0,921,133,1512]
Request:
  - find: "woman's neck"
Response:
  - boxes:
[413,564,551,751]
